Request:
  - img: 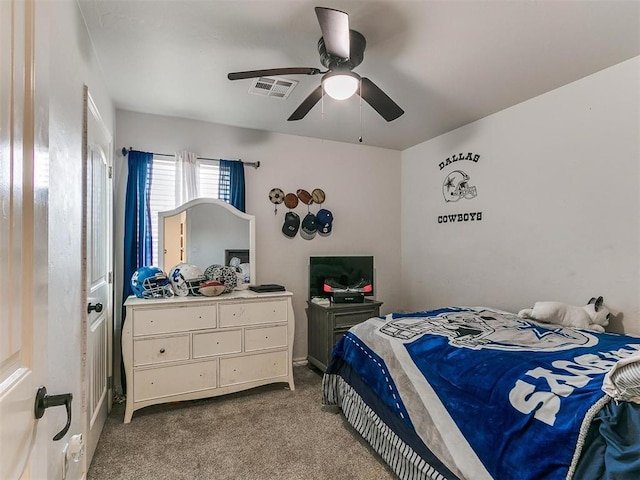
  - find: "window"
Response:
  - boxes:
[149,156,220,266]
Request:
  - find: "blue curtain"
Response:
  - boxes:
[219,159,246,212]
[122,150,154,306]
[120,150,153,393]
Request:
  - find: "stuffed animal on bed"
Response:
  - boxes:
[518,296,611,332]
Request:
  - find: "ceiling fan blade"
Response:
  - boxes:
[315,7,350,59]
[359,77,404,122]
[228,67,321,81]
[288,85,323,121]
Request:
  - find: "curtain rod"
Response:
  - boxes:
[121,147,260,169]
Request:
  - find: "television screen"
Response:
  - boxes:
[309,255,374,299]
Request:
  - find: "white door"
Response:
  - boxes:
[0,0,50,478]
[163,211,186,268]
[83,88,113,466]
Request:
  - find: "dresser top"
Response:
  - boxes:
[125,289,292,307]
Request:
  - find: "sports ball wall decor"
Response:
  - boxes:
[271,187,333,239]
[437,152,483,225]
[296,189,312,205]
[311,188,325,204]
[284,192,299,209]
[268,188,285,214]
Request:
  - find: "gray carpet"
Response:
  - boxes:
[88,366,396,479]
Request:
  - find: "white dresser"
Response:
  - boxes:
[122,290,295,423]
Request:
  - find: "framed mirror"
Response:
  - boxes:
[158,198,255,286]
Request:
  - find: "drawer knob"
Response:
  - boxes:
[159,348,166,354]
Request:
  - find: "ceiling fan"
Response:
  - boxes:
[227,6,404,122]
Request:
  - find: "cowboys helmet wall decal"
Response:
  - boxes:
[442,170,477,202]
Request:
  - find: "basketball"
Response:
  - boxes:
[284,193,299,209]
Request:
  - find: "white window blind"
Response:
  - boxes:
[149,156,220,267]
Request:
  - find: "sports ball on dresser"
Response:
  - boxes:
[199,280,226,297]
[204,264,238,293]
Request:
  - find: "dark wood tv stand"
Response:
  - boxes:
[306,298,383,372]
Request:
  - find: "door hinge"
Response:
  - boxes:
[108,271,112,284]
[108,166,113,179]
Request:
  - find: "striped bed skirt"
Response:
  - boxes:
[322,373,447,480]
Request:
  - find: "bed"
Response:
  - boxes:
[322,307,640,480]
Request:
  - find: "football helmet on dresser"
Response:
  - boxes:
[169,263,206,296]
[131,266,174,299]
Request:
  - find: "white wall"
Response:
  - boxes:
[401,57,640,335]
[47,1,114,478]
[114,111,402,361]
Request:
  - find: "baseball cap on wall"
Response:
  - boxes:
[282,211,300,238]
[300,213,318,240]
[316,209,333,236]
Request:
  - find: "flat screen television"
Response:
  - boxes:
[309,255,374,299]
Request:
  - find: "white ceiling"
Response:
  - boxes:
[78,0,640,151]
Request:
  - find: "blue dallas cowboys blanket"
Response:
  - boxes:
[323,307,640,480]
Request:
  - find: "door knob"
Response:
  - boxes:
[34,386,73,441]
[87,302,103,314]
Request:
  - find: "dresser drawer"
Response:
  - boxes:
[133,304,216,336]
[219,300,288,328]
[192,330,242,358]
[245,325,287,352]
[134,361,217,401]
[134,335,190,366]
[219,351,287,387]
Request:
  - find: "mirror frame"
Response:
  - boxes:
[158,198,256,285]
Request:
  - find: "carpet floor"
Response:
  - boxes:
[88,366,396,479]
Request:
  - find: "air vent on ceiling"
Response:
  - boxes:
[249,77,298,99]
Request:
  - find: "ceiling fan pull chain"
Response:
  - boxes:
[359,78,363,143]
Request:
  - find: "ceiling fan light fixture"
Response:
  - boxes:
[322,71,360,100]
